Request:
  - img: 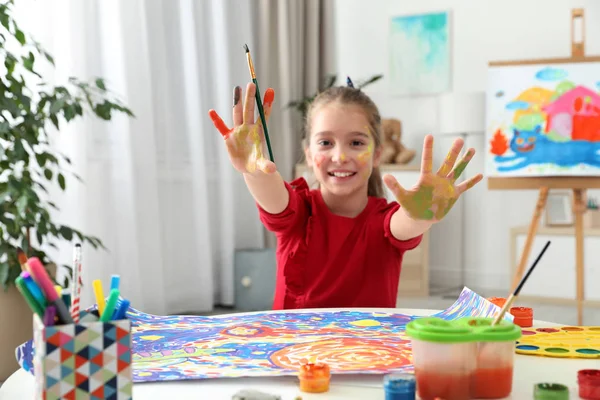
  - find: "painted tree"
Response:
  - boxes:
[489,129,509,156]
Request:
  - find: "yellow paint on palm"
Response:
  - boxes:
[229,124,264,173]
[398,176,459,221]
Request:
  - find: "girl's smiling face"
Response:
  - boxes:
[305,102,381,197]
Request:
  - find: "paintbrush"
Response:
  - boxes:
[17,247,29,272]
[243,44,274,163]
[491,240,551,326]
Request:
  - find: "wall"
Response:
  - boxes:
[330,0,600,293]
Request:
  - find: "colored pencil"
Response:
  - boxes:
[15,276,44,317]
[492,240,551,326]
[28,257,73,324]
[16,247,28,272]
[243,44,274,163]
[71,244,82,322]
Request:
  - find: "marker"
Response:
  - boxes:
[93,279,106,315]
[27,257,73,324]
[54,285,62,297]
[110,274,120,291]
[15,276,44,317]
[100,289,120,322]
[20,271,47,310]
[113,298,130,320]
[43,305,56,326]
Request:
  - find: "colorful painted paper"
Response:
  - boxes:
[17,287,509,383]
[389,11,451,95]
[486,62,600,177]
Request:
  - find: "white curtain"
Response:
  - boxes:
[14,0,266,315]
[13,0,328,315]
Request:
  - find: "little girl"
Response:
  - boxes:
[208,80,483,310]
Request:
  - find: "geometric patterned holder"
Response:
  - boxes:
[33,314,133,400]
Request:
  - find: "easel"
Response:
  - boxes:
[488,9,600,326]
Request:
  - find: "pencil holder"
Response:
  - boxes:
[33,313,133,400]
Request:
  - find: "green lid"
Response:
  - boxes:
[405,317,474,343]
[533,383,569,400]
[456,317,522,342]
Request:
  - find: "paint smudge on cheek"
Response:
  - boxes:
[339,153,347,162]
[314,154,326,168]
[357,140,374,166]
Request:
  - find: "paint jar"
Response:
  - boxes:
[534,383,570,399]
[487,297,506,308]
[383,373,415,400]
[510,306,533,327]
[298,362,330,393]
[578,369,600,399]
[406,318,476,400]
[458,317,522,399]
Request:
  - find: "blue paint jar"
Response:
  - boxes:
[383,373,416,400]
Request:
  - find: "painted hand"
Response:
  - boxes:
[208,82,276,175]
[383,135,483,221]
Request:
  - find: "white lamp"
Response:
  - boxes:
[436,92,486,297]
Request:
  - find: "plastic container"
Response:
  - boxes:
[578,369,600,400]
[534,383,570,399]
[298,362,330,393]
[510,306,533,327]
[458,317,522,399]
[383,373,416,400]
[406,318,477,400]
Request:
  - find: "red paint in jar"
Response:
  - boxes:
[510,306,533,328]
[415,370,471,400]
[578,369,600,400]
[472,366,514,399]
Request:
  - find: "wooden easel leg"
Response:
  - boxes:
[512,187,549,291]
[573,189,585,326]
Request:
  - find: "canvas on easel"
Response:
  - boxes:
[486,9,600,326]
[486,61,600,177]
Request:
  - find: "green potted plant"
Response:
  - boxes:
[0,0,134,380]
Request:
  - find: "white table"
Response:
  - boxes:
[0,308,595,399]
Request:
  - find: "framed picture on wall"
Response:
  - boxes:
[389,10,452,96]
[545,191,573,226]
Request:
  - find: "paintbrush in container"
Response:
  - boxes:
[491,240,551,326]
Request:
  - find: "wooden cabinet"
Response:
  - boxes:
[510,225,600,306]
[294,163,430,301]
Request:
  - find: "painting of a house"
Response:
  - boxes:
[485,61,600,177]
[543,86,600,141]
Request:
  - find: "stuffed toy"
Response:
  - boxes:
[380,118,416,164]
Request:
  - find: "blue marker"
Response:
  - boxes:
[110,274,120,291]
[112,299,130,320]
[21,271,47,309]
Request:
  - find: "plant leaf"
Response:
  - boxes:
[57,173,66,190]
